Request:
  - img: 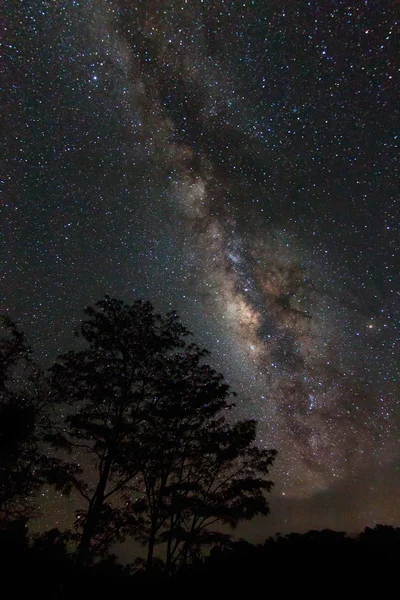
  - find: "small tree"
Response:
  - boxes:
[0,316,81,525]
[123,345,276,571]
[0,316,45,522]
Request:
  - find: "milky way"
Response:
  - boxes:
[2,0,399,536]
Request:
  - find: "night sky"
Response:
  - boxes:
[2,0,399,539]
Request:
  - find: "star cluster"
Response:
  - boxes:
[2,0,399,535]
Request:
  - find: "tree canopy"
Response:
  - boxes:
[50,296,276,569]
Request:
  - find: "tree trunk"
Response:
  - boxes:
[76,500,100,567]
[165,506,175,574]
[146,524,157,571]
[77,456,112,567]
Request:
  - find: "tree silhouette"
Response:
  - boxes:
[0,316,82,526]
[51,297,276,569]
[50,296,194,565]
[0,316,50,522]
[359,524,400,545]
[124,346,276,571]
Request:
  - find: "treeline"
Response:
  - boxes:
[0,522,399,596]
[0,297,276,572]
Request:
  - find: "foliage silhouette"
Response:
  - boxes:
[0,316,83,526]
[51,296,197,565]
[128,382,276,572]
[0,316,38,521]
[50,296,276,569]
[0,522,399,597]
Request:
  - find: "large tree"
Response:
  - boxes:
[51,297,276,568]
[50,296,192,565]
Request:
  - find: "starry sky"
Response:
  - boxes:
[2,0,400,538]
